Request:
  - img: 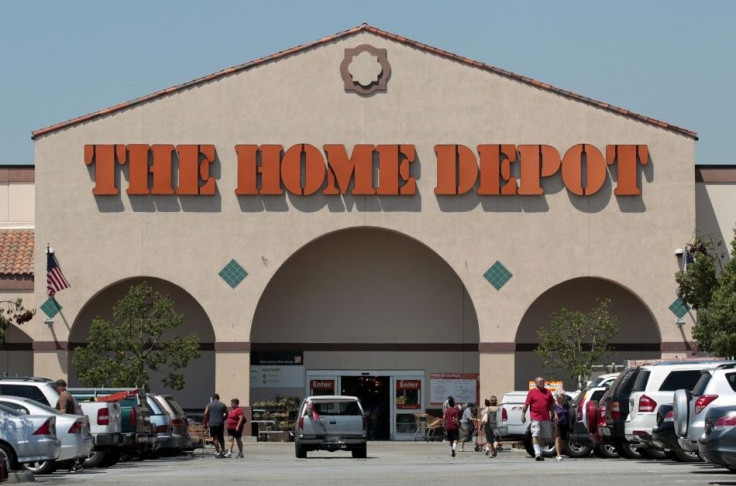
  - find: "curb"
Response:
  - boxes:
[7,470,34,484]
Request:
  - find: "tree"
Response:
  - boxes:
[72,282,201,390]
[536,298,620,389]
[0,298,34,345]
[676,229,736,357]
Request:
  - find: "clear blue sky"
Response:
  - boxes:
[1,0,734,166]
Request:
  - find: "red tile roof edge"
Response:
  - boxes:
[31,23,698,141]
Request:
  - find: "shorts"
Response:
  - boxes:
[209,425,225,445]
[556,423,569,441]
[445,429,459,442]
[530,420,552,440]
[227,427,242,439]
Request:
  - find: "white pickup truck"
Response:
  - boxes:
[294,395,367,458]
[496,391,529,442]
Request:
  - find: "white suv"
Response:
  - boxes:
[624,361,731,450]
[674,363,736,453]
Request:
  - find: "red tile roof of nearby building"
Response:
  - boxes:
[0,229,34,276]
[31,23,698,141]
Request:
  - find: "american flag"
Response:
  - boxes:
[684,249,695,272]
[47,251,70,296]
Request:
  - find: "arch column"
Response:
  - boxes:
[479,344,516,399]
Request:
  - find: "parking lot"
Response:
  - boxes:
[16,441,736,486]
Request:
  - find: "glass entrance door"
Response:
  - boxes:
[392,375,424,440]
[306,370,424,440]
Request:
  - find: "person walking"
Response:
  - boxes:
[459,402,476,452]
[521,376,555,461]
[481,396,500,457]
[224,398,246,458]
[203,393,228,458]
[553,390,570,461]
[443,396,460,457]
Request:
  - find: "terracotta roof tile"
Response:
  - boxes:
[0,229,34,276]
[31,24,698,141]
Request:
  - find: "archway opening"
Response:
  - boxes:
[69,277,215,409]
[515,277,661,391]
[251,227,479,437]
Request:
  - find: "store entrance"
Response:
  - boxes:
[341,375,390,440]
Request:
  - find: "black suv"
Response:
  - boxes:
[598,366,642,458]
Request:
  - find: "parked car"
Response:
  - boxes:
[294,395,367,458]
[0,377,123,468]
[651,403,701,462]
[0,404,60,471]
[69,388,154,460]
[0,447,8,482]
[569,386,613,458]
[674,363,736,456]
[625,361,731,459]
[698,404,736,469]
[146,395,179,455]
[152,394,191,451]
[0,396,92,474]
[598,366,644,458]
[587,373,620,388]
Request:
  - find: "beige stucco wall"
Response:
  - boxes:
[32,31,697,403]
[697,183,736,247]
[0,182,34,228]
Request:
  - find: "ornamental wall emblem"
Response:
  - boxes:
[340,44,391,95]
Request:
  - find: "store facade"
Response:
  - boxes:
[27,25,703,437]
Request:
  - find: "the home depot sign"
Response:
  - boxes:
[84,143,649,197]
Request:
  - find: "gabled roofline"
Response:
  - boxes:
[32,23,698,141]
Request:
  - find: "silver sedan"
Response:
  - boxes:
[0,396,92,474]
[0,404,60,471]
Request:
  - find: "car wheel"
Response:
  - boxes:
[351,444,367,458]
[669,448,702,462]
[23,460,55,475]
[594,442,619,458]
[564,438,593,458]
[638,447,668,460]
[0,443,18,470]
[673,389,691,438]
[295,441,307,458]
[83,450,107,468]
[616,442,643,459]
[100,448,122,468]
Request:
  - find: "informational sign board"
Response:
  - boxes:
[250,365,305,388]
[429,373,478,405]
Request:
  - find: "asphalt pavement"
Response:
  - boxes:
[18,441,736,486]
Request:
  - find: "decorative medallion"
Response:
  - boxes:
[341,44,391,95]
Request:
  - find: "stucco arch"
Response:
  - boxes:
[513,276,661,390]
[1,324,33,376]
[249,226,480,402]
[68,276,216,408]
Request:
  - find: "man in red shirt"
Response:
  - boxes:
[521,376,555,461]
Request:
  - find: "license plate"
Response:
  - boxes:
[599,427,610,436]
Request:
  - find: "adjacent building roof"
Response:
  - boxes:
[32,24,697,141]
[0,229,34,276]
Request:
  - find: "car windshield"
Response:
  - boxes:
[307,401,362,416]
